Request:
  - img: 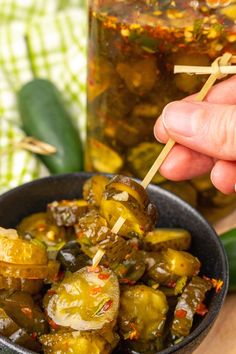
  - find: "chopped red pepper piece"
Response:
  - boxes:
[102,299,113,312]
[31,332,37,340]
[203,276,223,293]
[175,309,187,318]
[47,289,57,296]
[48,318,60,330]
[167,279,177,288]
[196,302,208,316]
[98,272,110,280]
[129,322,140,340]
[90,286,102,295]
[120,278,136,285]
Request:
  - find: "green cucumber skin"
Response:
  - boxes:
[18,79,83,174]
[221,228,236,291]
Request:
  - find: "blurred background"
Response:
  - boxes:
[0,0,87,192]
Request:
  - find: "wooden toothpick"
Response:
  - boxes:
[92,52,234,267]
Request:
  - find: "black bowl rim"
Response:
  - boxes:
[0,172,229,354]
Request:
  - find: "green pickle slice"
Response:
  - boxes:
[83,175,110,207]
[171,276,212,337]
[127,142,166,184]
[46,266,119,331]
[89,139,123,173]
[17,212,66,245]
[118,285,168,341]
[144,228,191,252]
[40,331,112,354]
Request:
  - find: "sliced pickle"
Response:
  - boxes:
[40,331,112,354]
[0,308,41,352]
[0,307,19,337]
[172,52,210,93]
[145,249,200,284]
[161,181,197,208]
[0,275,43,294]
[76,210,133,262]
[171,276,212,337]
[104,116,141,148]
[100,197,153,238]
[10,328,42,352]
[106,175,149,208]
[88,58,113,102]
[0,291,49,336]
[17,212,66,246]
[0,234,48,265]
[127,142,166,184]
[132,103,160,119]
[46,266,119,331]
[146,252,180,286]
[113,250,146,284]
[118,285,168,341]
[116,57,157,95]
[89,139,123,173]
[0,227,18,239]
[144,228,191,252]
[83,175,110,207]
[163,249,201,277]
[100,75,136,120]
[47,200,88,227]
[0,260,59,281]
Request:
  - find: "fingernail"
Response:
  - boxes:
[162,101,202,137]
[153,125,165,143]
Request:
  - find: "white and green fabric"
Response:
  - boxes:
[0,0,87,193]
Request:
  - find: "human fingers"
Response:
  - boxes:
[154,75,236,143]
[211,160,236,194]
[155,100,236,161]
[159,144,214,180]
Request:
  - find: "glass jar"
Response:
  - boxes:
[86,0,236,223]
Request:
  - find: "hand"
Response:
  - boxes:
[154,75,236,195]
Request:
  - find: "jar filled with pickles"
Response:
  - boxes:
[86,0,236,223]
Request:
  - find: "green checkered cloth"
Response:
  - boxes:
[0,0,87,193]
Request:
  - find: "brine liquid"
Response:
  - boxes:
[86,0,236,222]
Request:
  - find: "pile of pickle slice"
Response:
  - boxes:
[0,175,222,353]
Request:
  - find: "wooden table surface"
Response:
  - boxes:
[194,209,236,354]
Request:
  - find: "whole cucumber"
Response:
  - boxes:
[221,228,236,292]
[17,79,83,174]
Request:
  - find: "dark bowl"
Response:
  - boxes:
[0,172,228,354]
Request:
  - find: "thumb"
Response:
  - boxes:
[160,101,236,161]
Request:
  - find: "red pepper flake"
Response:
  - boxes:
[175,309,187,318]
[76,231,84,239]
[37,224,46,232]
[90,286,102,295]
[102,299,113,312]
[120,278,136,285]
[31,332,37,340]
[98,272,110,280]
[129,322,140,340]
[87,265,101,273]
[167,280,176,288]
[21,307,33,320]
[47,289,57,296]
[48,318,60,330]
[203,276,223,293]
[196,303,208,316]
[211,278,224,293]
